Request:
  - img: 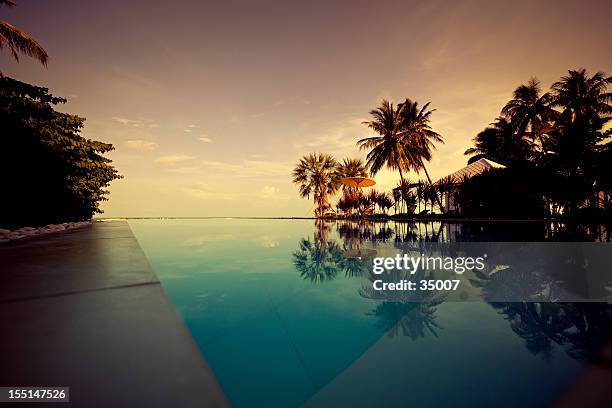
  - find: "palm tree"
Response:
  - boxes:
[392,188,401,214]
[1,1,48,71]
[415,181,424,213]
[397,98,445,211]
[292,153,340,217]
[367,189,379,213]
[395,179,412,214]
[464,117,532,165]
[357,100,410,181]
[336,157,368,193]
[376,192,393,215]
[337,157,368,178]
[548,69,611,213]
[551,69,611,129]
[501,78,556,147]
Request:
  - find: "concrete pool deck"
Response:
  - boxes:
[0,221,227,407]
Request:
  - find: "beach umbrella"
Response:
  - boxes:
[341,177,376,188]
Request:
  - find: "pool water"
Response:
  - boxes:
[129,219,611,407]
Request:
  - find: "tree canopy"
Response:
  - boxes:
[0,76,121,228]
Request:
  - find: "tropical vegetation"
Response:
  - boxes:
[293,68,611,220]
[461,69,611,217]
[0,77,121,228]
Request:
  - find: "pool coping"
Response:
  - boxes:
[0,220,228,407]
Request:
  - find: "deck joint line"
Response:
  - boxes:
[0,280,161,304]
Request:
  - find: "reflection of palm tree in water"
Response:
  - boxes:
[293,238,342,283]
[492,302,612,362]
[294,220,370,281]
[361,264,447,339]
[370,301,443,340]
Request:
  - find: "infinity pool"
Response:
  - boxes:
[129,219,611,407]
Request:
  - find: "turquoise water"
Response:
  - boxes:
[129,219,611,407]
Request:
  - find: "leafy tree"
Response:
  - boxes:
[0,77,121,228]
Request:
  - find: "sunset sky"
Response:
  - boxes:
[4,0,611,217]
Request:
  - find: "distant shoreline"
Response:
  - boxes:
[95,216,611,223]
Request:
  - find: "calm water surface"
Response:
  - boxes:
[129,219,612,408]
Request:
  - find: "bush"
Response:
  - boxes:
[0,77,121,228]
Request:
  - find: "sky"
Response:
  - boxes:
[3,0,611,217]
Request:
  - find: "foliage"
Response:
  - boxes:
[0,76,121,228]
[1,0,48,72]
[292,153,340,217]
[463,68,612,217]
[358,99,443,181]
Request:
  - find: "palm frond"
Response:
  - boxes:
[0,19,48,66]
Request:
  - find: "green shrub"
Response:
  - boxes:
[0,77,121,228]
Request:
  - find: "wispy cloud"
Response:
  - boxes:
[182,183,234,201]
[164,167,201,174]
[124,139,159,150]
[184,124,200,133]
[200,159,292,178]
[294,117,368,157]
[155,155,195,165]
[259,186,280,199]
[198,136,212,143]
[112,117,159,128]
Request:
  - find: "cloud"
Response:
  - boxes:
[200,159,292,178]
[198,136,212,143]
[164,167,201,174]
[124,139,159,150]
[112,117,159,128]
[294,116,369,157]
[155,155,195,165]
[184,124,200,133]
[259,186,280,199]
[182,183,234,201]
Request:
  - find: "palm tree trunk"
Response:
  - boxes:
[422,166,445,214]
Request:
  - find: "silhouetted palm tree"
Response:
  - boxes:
[357,100,410,181]
[336,157,368,182]
[548,69,611,211]
[464,117,532,165]
[392,188,401,214]
[0,1,48,71]
[395,179,413,214]
[376,192,393,215]
[551,69,611,128]
[501,78,556,146]
[292,153,340,217]
[397,99,444,185]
